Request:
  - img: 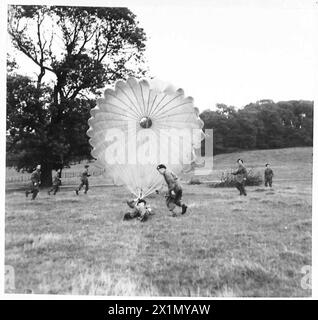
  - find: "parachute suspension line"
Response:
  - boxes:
[151,93,183,118]
[114,87,143,118]
[148,94,168,118]
[146,92,158,118]
[145,87,151,116]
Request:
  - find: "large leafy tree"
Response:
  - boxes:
[7,5,147,186]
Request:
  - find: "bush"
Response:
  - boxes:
[210,169,262,188]
[188,177,202,185]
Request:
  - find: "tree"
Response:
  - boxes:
[7,5,147,186]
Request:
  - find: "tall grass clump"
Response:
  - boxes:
[211,169,262,188]
[188,177,202,185]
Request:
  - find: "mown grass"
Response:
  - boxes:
[5,147,312,296]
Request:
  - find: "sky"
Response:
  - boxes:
[5,0,318,110]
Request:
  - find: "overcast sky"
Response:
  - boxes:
[6,0,318,110]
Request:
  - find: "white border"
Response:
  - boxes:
[1,0,317,300]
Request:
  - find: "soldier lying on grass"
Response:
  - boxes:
[124,199,153,222]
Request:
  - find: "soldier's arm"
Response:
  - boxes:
[168,185,174,194]
[171,171,178,180]
[30,172,36,183]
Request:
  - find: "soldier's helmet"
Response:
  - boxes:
[123,212,132,221]
[137,199,147,205]
[157,164,166,170]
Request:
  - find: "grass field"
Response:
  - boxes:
[5,147,312,296]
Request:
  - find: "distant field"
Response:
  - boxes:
[191,146,313,182]
[6,147,313,187]
[5,147,312,296]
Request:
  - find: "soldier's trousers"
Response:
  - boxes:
[166,187,183,211]
[235,182,247,196]
[77,179,89,193]
[26,183,39,200]
[49,184,60,195]
[265,177,272,187]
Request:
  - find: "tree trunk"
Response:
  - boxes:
[40,162,53,187]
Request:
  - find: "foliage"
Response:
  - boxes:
[200,100,313,155]
[6,73,92,180]
[187,177,202,185]
[211,169,262,188]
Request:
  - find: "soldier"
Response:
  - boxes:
[231,158,248,196]
[75,164,91,195]
[264,163,274,187]
[25,165,41,200]
[48,169,62,195]
[156,164,187,216]
[124,199,152,222]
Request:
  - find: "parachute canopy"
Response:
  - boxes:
[87,77,204,198]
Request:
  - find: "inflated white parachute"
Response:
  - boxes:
[87,77,204,198]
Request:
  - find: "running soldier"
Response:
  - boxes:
[25,165,41,200]
[157,164,187,216]
[75,165,91,195]
[48,169,62,195]
[232,159,248,196]
[264,163,274,187]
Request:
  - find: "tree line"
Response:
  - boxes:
[200,100,313,155]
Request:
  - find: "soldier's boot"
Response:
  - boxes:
[25,190,29,197]
[181,204,188,215]
[236,184,242,195]
[123,212,133,221]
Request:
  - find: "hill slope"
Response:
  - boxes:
[190,147,312,182]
